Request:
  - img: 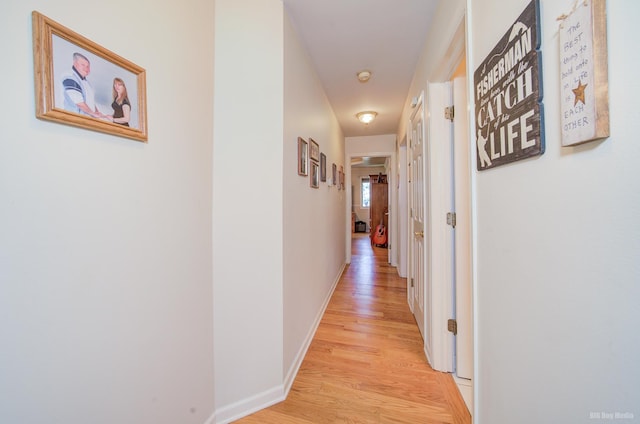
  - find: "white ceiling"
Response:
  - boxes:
[283,0,440,137]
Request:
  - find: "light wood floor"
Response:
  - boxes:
[235,233,471,423]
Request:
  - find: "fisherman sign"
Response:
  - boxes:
[474,0,544,171]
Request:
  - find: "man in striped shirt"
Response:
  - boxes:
[62,52,105,119]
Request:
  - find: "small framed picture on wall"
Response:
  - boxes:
[298,137,308,176]
[332,163,337,186]
[309,138,319,162]
[310,161,319,188]
[320,153,327,182]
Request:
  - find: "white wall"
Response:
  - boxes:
[0,0,215,423]
[212,0,284,421]
[211,3,347,421]
[400,0,639,421]
[471,0,640,423]
[283,10,346,390]
[346,135,397,157]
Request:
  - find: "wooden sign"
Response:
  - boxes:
[559,0,609,146]
[474,0,544,171]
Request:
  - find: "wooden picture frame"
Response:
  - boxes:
[309,138,320,162]
[332,163,337,186]
[558,0,609,146]
[320,153,327,182]
[310,161,319,188]
[32,11,148,142]
[298,137,308,176]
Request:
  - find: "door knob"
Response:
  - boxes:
[414,231,424,237]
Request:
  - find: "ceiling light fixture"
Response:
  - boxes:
[356,111,377,124]
[356,70,372,83]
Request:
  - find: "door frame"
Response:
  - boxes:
[345,151,397,265]
[407,92,428,349]
[432,11,476,413]
[404,9,476,413]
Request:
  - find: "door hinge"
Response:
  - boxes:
[447,212,457,228]
[410,278,414,288]
[447,319,458,335]
[444,106,454,122]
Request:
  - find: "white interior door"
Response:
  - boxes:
[398,145,408,278]
[453,76,473,380]
[409,96,428,357]
[426,82,454,372]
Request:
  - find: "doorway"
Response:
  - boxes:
[404,18,474,413]
[345,151,396,266]
[350,156,389,244]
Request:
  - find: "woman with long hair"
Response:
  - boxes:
[109,77,130,126]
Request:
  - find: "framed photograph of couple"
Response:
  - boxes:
[32,11,148,142]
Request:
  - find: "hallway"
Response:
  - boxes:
[236,234,471,423]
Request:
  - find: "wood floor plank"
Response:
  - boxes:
[234,234,471,423]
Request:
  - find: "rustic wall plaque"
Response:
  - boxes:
[558,0,609,146]
[474,0,544,171]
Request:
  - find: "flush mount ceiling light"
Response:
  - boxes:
[356,70,372,83]
[356,111,377,124]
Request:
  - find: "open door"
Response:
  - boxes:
[404,16,472,414]
[453,75,473,381]
[409,94,429,358]
[450,66,474,414]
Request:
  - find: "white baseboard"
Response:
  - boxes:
[203,410,216,424]
[453,375,473,415]
[211,263,346,424]
[213,385,285,424]
[423,344,433,368]
[284,262,346,393]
